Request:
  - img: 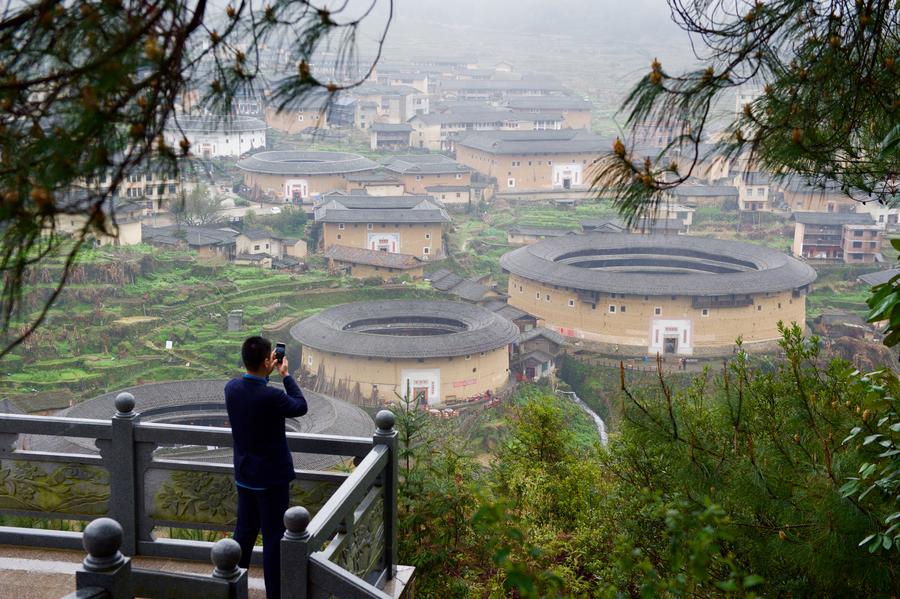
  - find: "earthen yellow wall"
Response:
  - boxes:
[506,274,805,353]
[562,110,592,129]
[301,345,510,405]
[243,172,350,197]
[265,107,328,133]
[783,190,859,213]
[333,261,424,281]
[395,172,471,195]
[456,147,596,191]
[321,222,443,258]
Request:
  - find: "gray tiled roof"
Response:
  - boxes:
[383,154,470,175]
[793,212,874,225]
[371,122,413,132]
[509,225,577,237]
[240,228,278,241]
[343,169,402,183]
[290,300,520,358]
[859,269,900,287]
[142,225,238,248]
[495,305,532,321]
[457,129,611,155]
[237,151,378,176]
[671,185,738,198]
[506,97,593,111]
[165,115,267,133]
[500,233,817,296]
[736,172,771,186]
[314,195,450,224]
[324,245,422,269]
[518,326,565,345]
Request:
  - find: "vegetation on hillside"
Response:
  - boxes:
[395,327,900,597]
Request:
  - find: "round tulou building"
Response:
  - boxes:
[236,150,378,202]
[500,233,817,356]
[291,300,520,406]
[41,380,375,469]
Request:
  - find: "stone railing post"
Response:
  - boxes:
[75,517,133,598]
[281,506,311,599]
[108,392,138,555]
[373,410,398,580]
[211,537,249,599]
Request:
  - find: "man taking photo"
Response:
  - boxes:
[225,336,308,599]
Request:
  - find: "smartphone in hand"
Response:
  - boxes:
[275,342,286,364]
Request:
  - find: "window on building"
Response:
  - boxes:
[854,229,864,237]
[654,307,662,315]
[701,308,709,316]
[336,234,342,240]
[620,305,626,312]
[508,178,515,188]
[297,114,304,121]
[536,292,541,299]
[307,355,313,365]
[465,355,471,360]
[254,245,260,251]
[423,247,430,255]
[265,243,269,249]
[757,304,762,311]
[853,241,862,248]
[545,294,551,301]
[609,305,616,313]
[568,299,575,307]
[415,175,422,181]
[338,223,345,230]
[591,303,596,310]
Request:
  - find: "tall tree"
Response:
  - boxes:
[171,183,220,226]
[592,0,899,225]
[0,0,392,358]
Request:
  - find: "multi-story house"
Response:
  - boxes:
[792,212,882,263]
[315,194,450,260]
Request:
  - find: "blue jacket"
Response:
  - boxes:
[225,374,308,488]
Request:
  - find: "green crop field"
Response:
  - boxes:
[0,246,441,411]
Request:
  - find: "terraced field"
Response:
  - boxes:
[0,247,440,411]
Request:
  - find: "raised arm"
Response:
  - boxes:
[274,358,308,417]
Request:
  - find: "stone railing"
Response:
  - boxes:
[0,393,401,598]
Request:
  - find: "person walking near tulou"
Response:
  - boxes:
[225,336,308,599]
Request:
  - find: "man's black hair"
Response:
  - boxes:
[242,336,272,371]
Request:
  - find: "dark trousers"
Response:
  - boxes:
[233,483,290,599]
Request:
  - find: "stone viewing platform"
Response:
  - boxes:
[0,392,413,598]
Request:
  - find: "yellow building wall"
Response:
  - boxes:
[506,274,805,354]
[266,107,328,133]
[395,172,472,195]
[333,261,424,281]
[243,172,351,198]
[456,147,596,191]
[783,190,859,213]
[301,345,510,405]
[562,110,592,129]
[321,222,443,258]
